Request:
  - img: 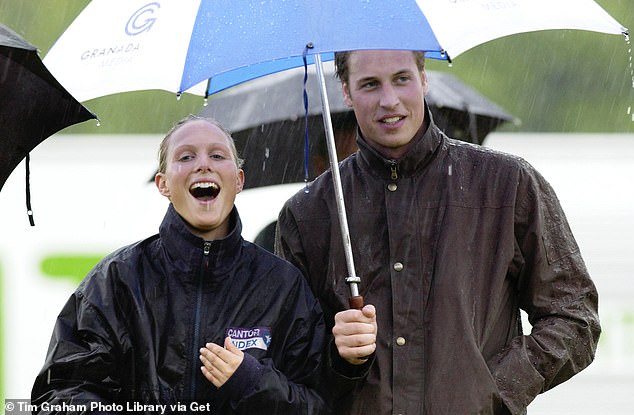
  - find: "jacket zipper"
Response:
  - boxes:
[189,241,211,400]
[389,160,399,180]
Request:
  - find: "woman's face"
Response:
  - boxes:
[155,120,244,240]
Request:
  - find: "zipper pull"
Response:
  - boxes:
[390,160,398,181]
[203,241,211,268]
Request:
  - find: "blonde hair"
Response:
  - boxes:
[157,115,244,173]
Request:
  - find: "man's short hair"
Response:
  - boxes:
[334,50,426,84]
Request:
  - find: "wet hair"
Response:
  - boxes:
[157,114,244,174]
[334,50,426,84]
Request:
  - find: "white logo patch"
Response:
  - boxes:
[226,327,272,351]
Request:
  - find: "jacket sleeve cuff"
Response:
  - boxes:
[329,338,374,379]
[219,352,265,401]
[488,338,545,415]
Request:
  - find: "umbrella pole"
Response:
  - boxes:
[314,53,363,310]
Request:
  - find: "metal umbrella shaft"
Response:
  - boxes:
[314,53,363,310]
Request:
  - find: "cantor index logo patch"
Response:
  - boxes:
[226,327,272,351]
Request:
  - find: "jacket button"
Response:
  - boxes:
[393,262,404,272]
[396,336,406,346]
[387,183,398,192]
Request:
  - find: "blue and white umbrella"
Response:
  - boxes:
[43,0,626,101]
[43,0,626,306]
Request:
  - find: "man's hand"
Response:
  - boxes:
[333,304,377,365]
[199,337,244,388]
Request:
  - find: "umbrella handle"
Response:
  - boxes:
[348,295,364,310]
[346,275,364,309]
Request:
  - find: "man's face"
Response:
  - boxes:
[342,50,427,159]
[155,120,244,240]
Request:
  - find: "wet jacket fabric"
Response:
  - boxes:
[32,204,327,414]
[276,112,600,415]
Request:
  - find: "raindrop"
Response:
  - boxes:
[95,120,101,127]
[203,97,209,107]
[262,147,270,172]
[623,32,634,122]
[626,35,634,88]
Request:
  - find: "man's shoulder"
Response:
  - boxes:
[283,165,338,205]
[279,176,338,226]
[444,136,531,172]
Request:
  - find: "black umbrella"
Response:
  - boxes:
[0,24,96,223]
[200,64,517,189]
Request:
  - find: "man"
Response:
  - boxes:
[276,50,600,414]
[32,116,328,414]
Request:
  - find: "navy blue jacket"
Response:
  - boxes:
[32,204,327,414]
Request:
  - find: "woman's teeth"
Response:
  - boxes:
[189,182,220,199]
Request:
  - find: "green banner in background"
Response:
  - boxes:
[40,254,105,286]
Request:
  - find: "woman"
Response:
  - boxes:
[32,116,327,414]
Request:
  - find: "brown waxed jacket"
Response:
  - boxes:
[276,113,600,415]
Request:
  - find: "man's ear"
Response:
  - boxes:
[236,169,245,194]
[155,173,171,198]
[342,82,353,107]
[421,70,429,95]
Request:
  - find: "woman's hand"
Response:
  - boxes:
[200,336,244,388]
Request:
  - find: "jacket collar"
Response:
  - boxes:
[158,203,244,277]
[356,102,445,180]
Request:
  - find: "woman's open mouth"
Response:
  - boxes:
[189,181,220,201]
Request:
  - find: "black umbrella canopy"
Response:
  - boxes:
[425,71,519,143]
[0,23,96,193]
[200,63,517,189]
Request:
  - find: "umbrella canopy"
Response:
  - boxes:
[0,24,95,192]
[42,0,626,101]
[0,23,95,226]
[199,64,517,189]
